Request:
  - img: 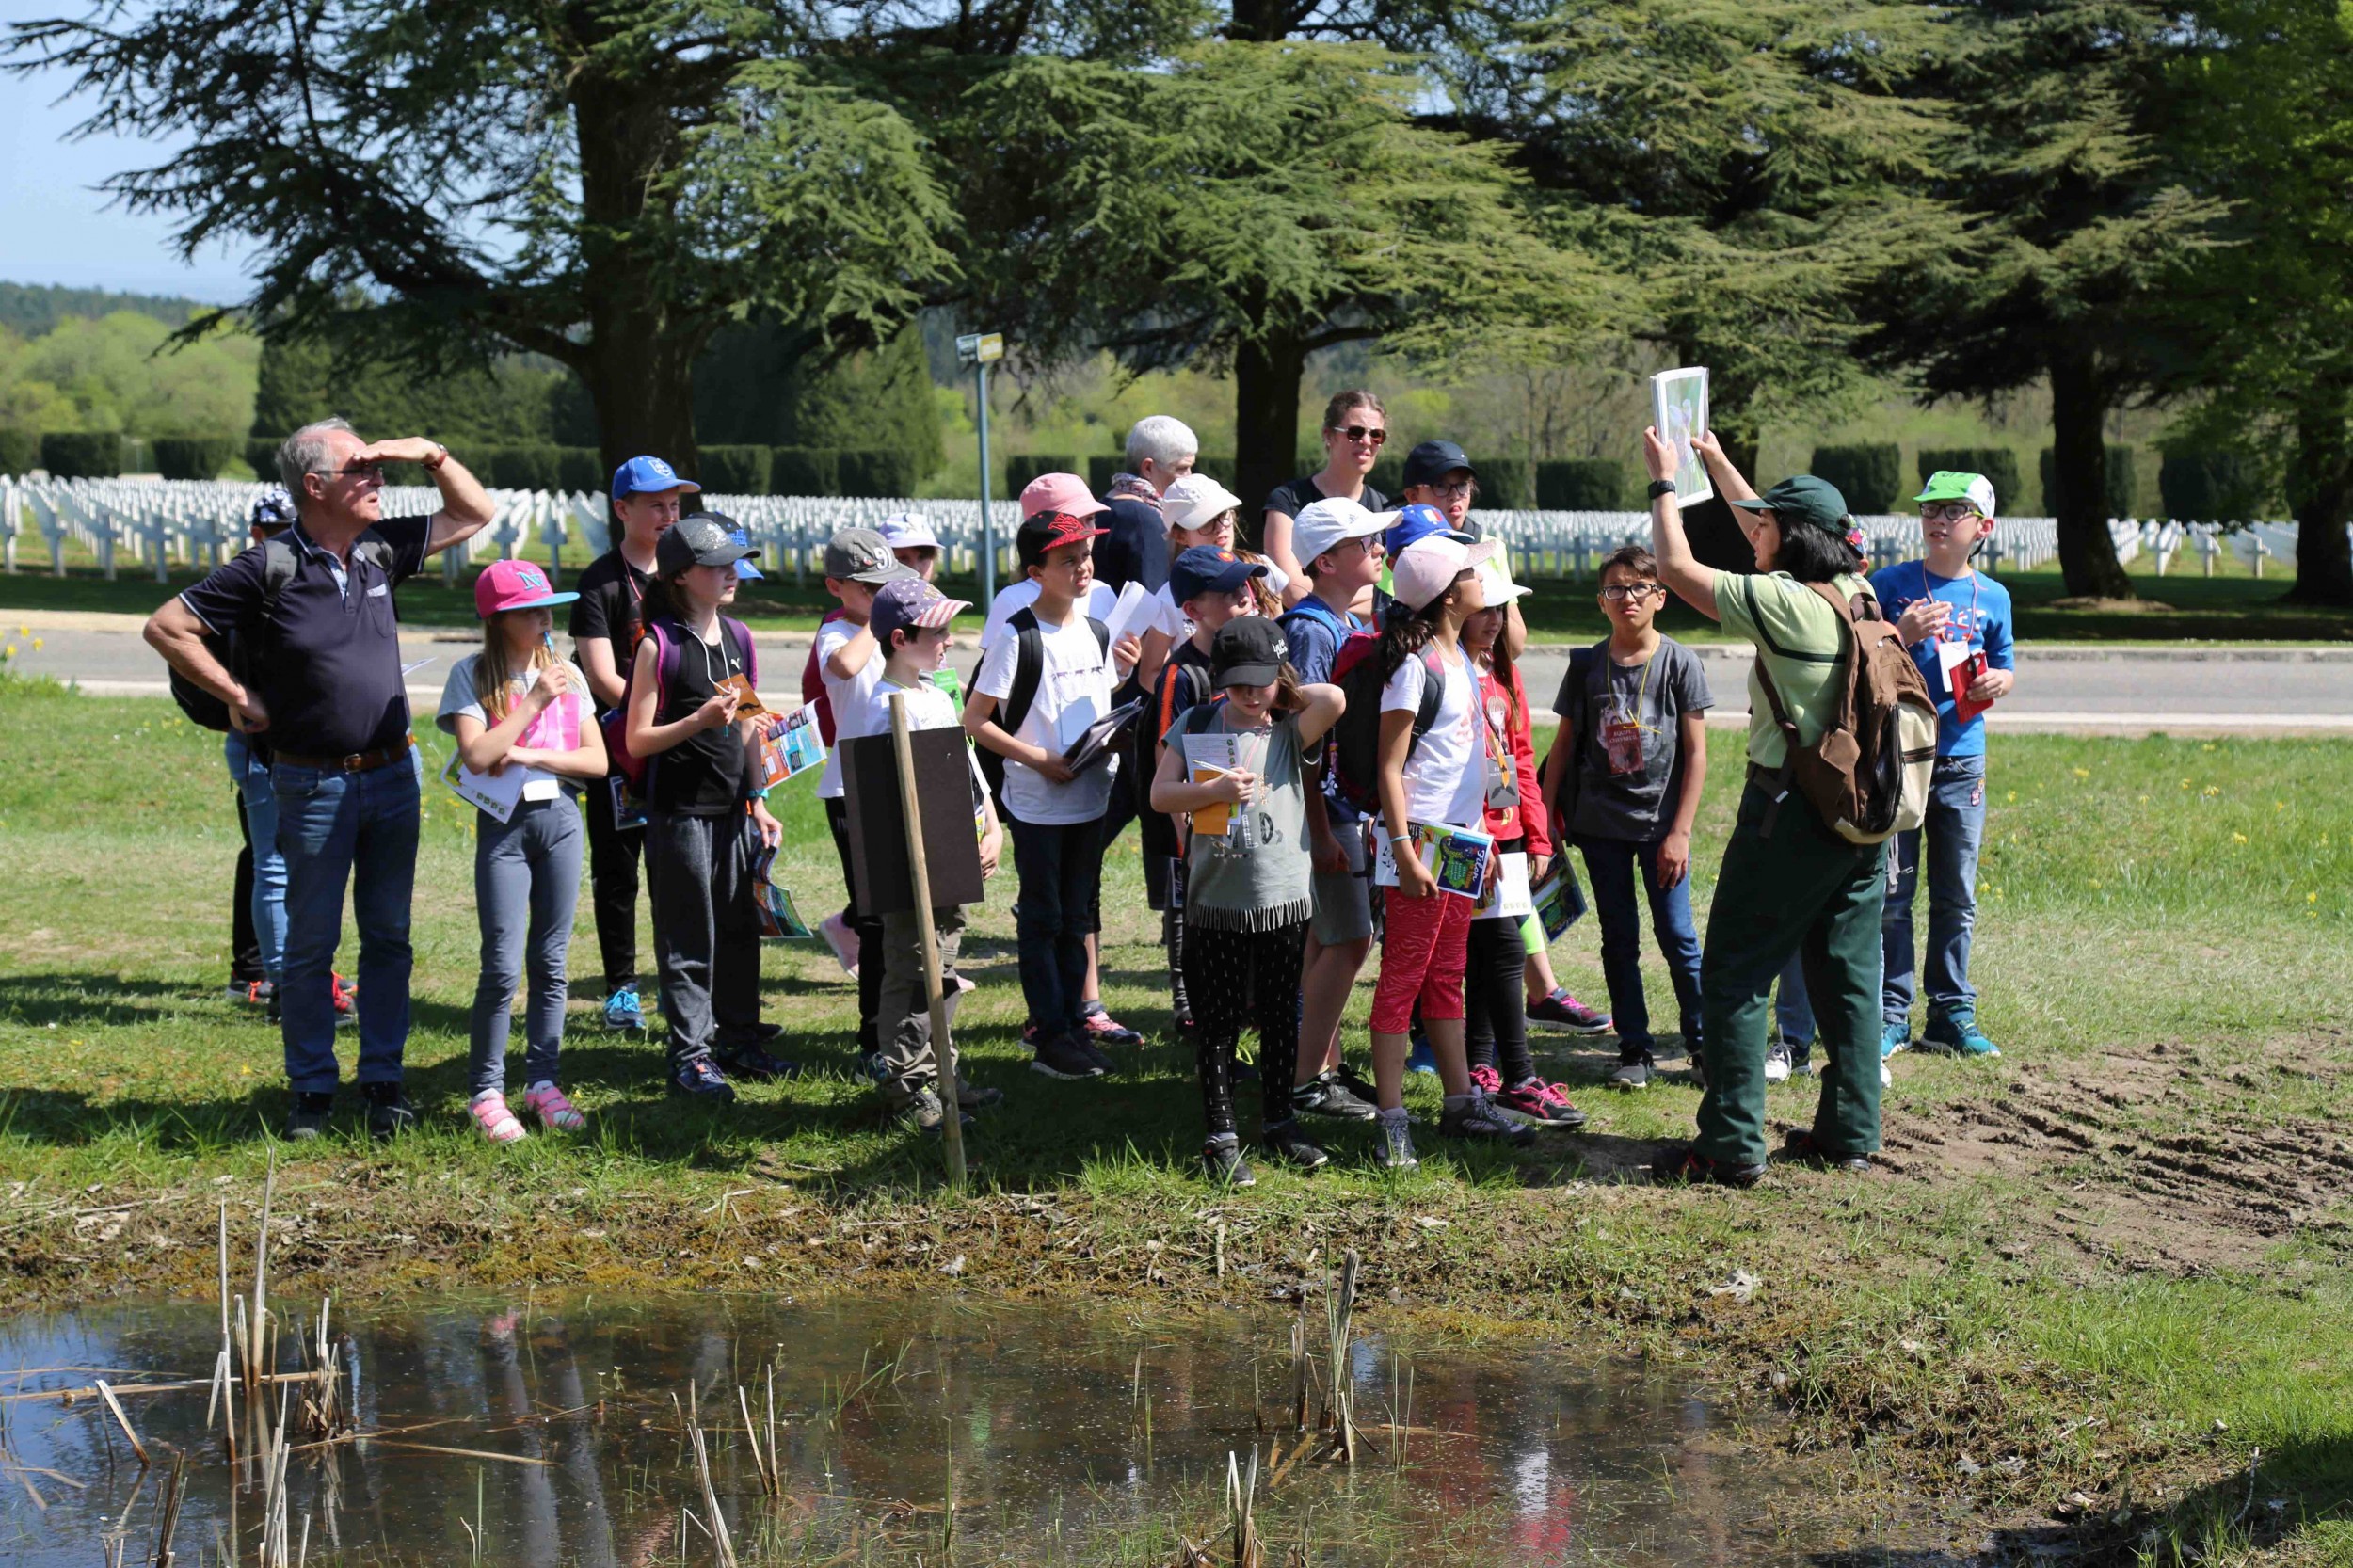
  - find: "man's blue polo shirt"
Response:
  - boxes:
[181,516,432,758]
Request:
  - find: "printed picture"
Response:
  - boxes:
[769,705,826,785]
[752,847,815,941]
[1416,823,1495,902]
[1650,366,1713,505]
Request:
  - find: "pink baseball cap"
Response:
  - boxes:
[474,558,580,618]
[1017,472,1109,521]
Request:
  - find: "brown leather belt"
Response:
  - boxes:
[273,733,416,773]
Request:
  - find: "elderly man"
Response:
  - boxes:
[1094,415,1197,596]
[146,419,494,1141]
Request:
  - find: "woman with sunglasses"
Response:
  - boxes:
[1259,391,1391,608]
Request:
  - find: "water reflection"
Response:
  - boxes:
[0,1294,1833,1565]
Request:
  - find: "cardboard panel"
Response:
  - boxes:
[841,726,986,917]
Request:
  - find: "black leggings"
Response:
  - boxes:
[1464,915,1536,1086]
[1182,920,1306,1140]
[824,797,887,1053]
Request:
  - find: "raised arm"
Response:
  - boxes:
[1646,426,1721,623]
[363,438,494,557]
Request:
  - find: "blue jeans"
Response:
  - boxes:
[1575,835,1704,1053]
[1883,756,1987,1023]
[471,798,584,1095]
[226,731,286,985]
[1008,815,1103,1038]
[271,749,422,1094]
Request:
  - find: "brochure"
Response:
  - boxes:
[1061,697,1144,775]
[1374,822,1496,900]
[1473,849,1533,920]
[1531,858,1588,942]
[1100,579,1153,648]
[439,749,523,824]
[1649,366,1713,505]
[751,846,815,941]
[1180,728,1269,840]
[761,705,827,788]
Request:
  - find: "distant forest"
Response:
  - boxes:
[0,281,216,339]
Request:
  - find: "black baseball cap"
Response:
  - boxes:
[1210,616,1289,688]
[1401,439,1476,490]
[1170,545,1267,604]
[655,512,758,574]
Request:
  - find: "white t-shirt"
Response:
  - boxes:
[1146,561,1292,643]
[1380,643,1485,827]
[856,674,989,804]
[436,654,591,802]
[814,616,885,800]
[978,579,1116,654]
[973,609,1119,825]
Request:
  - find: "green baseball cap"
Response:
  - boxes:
[1914,470,1997,518]
[1728,474,1849,534]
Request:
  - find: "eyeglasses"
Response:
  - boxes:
[1328,424,1386,447]
[1921,503,1981,523]
[1599,583,1663,601]
[1422,478,1474,499]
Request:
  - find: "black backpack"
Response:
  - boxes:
[170,531,396,731]
[972,605,1112,810]
[1137,654,1215,858]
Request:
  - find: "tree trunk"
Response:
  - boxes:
[1234,329,1307,552]
[2286,384,2353,607]
[2047,344,2135,599]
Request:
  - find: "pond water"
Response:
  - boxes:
[0,1293,1903,1566]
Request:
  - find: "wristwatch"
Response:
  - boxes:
[423,442,449,471]
[1647,479,1676,499]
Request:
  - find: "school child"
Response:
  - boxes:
[963,488,1143,1080]
[1280,497,1389,1123]
[856,577,1008,1131]
[1150,616,1346,1184]
[623,515,794,1103]
[1134,474,1289,689]
[1458,560,1586,1127]
[437,560,611,1142]
[877,512,943,580]
[1144,546,1273,1038]
[1542,545,1712,1090]
[1366,535,1531,1169]
[1870,471,2015,1061]
[812,529,919,1074]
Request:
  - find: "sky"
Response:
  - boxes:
[0,9,257,303]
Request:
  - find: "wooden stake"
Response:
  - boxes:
[888,692,965,1191]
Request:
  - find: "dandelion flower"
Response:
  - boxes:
[29,637,40,650]
[2181,779,2193,789]
[2138,794,2151,804]
[2073,768,2090,779]
[2007,790,2018,803]
[2310,891,2319,904]
[2232,832,2248,844]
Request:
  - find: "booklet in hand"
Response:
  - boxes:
[1061,697,1144,775]
[1413,823,1496,901]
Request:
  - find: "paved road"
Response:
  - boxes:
[10,613,2351,734]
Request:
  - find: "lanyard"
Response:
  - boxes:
[1921,562,1979,646]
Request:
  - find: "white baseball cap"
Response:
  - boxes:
[1159,472,1244,536]
[876,511,941,551]
[1291,497,1388,568]
[1389,536,1497,613]
[1475,557,1530,605]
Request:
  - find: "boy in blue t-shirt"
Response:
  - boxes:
[1868,469,2015,1060]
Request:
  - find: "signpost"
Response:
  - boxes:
[955,331,1004,603]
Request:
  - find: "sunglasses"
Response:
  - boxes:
[313,461,385,482]
[1328,424,1386,446]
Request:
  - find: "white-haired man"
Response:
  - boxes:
[1095,415,1197,595]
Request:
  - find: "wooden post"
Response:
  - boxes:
[888,691,967,1190]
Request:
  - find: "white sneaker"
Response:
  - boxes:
[818,910,860,978]
[1881,1060,1893,1088]
[1765,1041,1792,1084]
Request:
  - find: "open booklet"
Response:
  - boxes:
[1060,697,1144,775]
[1373,822,1497,901]
[1180,728,1270,840]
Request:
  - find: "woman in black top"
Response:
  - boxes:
[1258,389,1389,607]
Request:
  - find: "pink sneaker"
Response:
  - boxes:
[1527,988,1610,1035]
[1495,1077,1589,1128]
[520,1083,586,1132]
[469,1092,526,1144]
[1469,1063,1503,1095]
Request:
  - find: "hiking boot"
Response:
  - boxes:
[1203,1134,1256,1188]
[1293,1068,1379,1122]
[1924,1007,2001,1058]
[1438,1092,1536,1145]
[1080,1005,1142,1047]
[1765,1039,1793,1084]
[1780,1127,1872,1174]
[1469,1062,1502,1095]
[715,1044,799,1081]
[1496,1077,1589,1129]
[1030,1032,1108,1080]
[1373,1113,1419,1173]
[1527,987,1611,1034]
[892,1087,973,1135]
[1653,1146,1765,1188]
[360,1082,416,1142]
[282,1092,335,1142]
[1259,1119,1329,1172]
[668,1058,737,1105]
[1609,1049,1655,1090]
[601,984,645,1032]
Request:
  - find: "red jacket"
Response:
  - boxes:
[1479,663,1550,858]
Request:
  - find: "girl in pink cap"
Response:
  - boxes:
[437,559,609,1143]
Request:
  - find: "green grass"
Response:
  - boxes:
[0,683,2349,1559]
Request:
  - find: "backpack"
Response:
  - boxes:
[1325,634,1444,816]
[600,616,759,791]
[973,606,1111,808]
[1138,653,1215,857]
[1544,645,1601,835]
[171,532,396,732]
[799,607,845,745]
[1750,581,1936,845]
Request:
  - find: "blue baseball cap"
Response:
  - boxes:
[611,455,700,501]
[1169,545,1267,605]
[1384,503,1473,558]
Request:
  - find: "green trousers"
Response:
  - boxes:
[1696,784,1886,1167]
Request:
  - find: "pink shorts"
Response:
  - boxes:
[1370,885,1475,1034]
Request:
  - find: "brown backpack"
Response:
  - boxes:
[1750,581,1937,845]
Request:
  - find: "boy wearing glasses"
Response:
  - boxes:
[1542,545,1712,1089]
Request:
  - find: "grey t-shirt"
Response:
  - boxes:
[1551,637,1712,842]
[1164,709,1312,932]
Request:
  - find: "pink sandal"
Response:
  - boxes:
[520,1083,586,1132]
[469,1091,526,1144]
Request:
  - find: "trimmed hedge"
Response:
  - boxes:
[1810,444,1902,514]
[0,429,38,476]
[839,448,919,499]
[151,436,237,481]
[696,444,771,496]
[2038,446,2136,520]
[1921,448,2025,513]
[1006,454,1079,494]
[41,432,123,479]
[1475,457,1534,512]
[1535,458,1628,510]
[771,447,839,497]
[557,447,602,492]
[2158,451,2265,523]
[247,438,283,484]
[1192,454,1238,488]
